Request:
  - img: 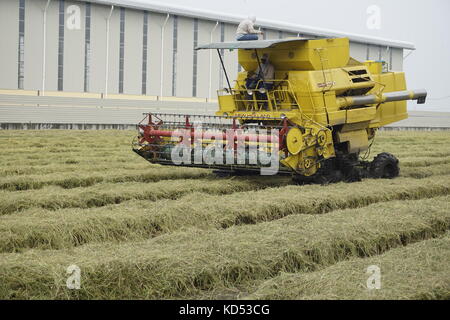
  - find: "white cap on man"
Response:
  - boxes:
[248,14,256,23]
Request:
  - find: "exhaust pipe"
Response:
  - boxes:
[337,89,427,108]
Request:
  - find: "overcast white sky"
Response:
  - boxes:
[133,0,450,112]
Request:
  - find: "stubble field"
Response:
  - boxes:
[0,129,449,300]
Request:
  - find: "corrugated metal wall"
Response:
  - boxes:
[0,0,406,97]
[0,0,20,89]
[24,1,44,90]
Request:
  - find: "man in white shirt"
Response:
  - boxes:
[255,54,275,86]
[246,54,275,90]
[245,54,275,108]
[236,15,264,41]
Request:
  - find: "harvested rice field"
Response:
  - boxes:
[0,130,449,300]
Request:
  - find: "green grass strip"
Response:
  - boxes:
[0,196,448,299]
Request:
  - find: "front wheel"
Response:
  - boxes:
[370,153,400,179]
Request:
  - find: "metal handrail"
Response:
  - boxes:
[217,79,300,112]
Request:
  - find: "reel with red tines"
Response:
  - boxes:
[138,114,164,159]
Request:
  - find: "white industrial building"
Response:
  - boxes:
[4,0,440,130]
[0,0,415,97]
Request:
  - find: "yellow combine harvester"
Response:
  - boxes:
[133,37,427,183]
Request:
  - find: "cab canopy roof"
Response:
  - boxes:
[195,38,316,50]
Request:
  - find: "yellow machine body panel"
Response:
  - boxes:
[369,72,408,128]
[238,38,350,71]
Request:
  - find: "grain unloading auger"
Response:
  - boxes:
[133,37,427,183]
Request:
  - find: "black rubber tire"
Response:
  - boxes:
[370,153,400,179]
[343,167,362,183]
[292,159,345,186]
[339,155,362,183]
[293,170,346,186]
[315,170,345,185]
